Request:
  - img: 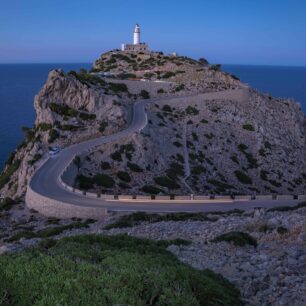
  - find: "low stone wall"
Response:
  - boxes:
[26,186,108,219]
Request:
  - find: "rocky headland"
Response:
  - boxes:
[0,49,305,305]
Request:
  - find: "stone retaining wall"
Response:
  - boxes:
[26,186,108,219]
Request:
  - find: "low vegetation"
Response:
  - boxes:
[212,231,258,247]
[104,210,244,230]
[7,220,95,242]
[0,160,21,189]
[234,170,253,185]
[0,234,242,305]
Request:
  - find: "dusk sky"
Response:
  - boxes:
[1,0,305,65]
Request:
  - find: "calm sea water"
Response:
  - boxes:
[0,64,305,169]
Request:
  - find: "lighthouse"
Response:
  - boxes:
[133,23,140,45]
[121,23,149,52]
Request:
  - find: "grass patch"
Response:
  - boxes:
[0,234,242,305]
[212,231,257,247]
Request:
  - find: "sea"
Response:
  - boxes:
[0,64,306,170]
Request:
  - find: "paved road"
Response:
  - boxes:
[29,91,300,213]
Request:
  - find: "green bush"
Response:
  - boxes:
[234,170,253,185]
[154,176,180,189]
[139,90,150,99]
[161,71,176,79]
[212,231,257,247]
[101,161,111,170]
[37,122,52,131]
[173,141,182,147]
[93,174,114,188]
[108,82,128,93]
[185,106,199,115]
[141,185,163,195]
[0,160,21,189]
[77,174,94,190]
[0,234,243,305]
[110,151,122,162]
[210,64,221,71]
[0,197,16,211]
[162,105,172,112]
[117,171,131,183]
[99,121,108,133]
[127,162,143,172]
[48,129,59,143]
[28,153,42,166]
[79,112,96,121]
[49,103,78,117]
[157,88,165,94]
[242,124,255,131]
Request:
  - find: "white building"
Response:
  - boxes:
[121,23,149,52]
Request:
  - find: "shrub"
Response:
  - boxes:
[108,83,128,93]
[141,185,163,195]
[127,162,143,172]
[28,154,42,166]
[101,161,111,170]
[59,124,79,131]
[99,121,108,133]
[154,176,180,189]
[139,90,150,99]
[185,106,199,115]
[0,197,16,211]
[0,234,243,305]
[0,160,21,189]
[161,71,176,79]
[234,170,253,185]
[162,105,172,112]
[79,112,96,121]
[212,231,257,247]
[77,174,94,190]
[210,64,221,71]
[49,103,77,117]
[157,88,165,94]
[173,141,182,147]
[242,124,255,131]
[117,171,131,182]
[37,122,52,131]
[93,174,114,188]
[73,156,81,169]
[277,226,288,234]
[21,126,35,142]
[166,162,184,179]
[110,151,122,162]
[48,129,59,143]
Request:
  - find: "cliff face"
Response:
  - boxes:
[1,51,306,199]
[0,69,128,198]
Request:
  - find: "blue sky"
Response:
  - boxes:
[0,0,305,65]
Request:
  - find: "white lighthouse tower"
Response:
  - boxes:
[121,23,149,52]
[133,23,140,45]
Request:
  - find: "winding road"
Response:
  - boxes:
[26,91,300,216]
